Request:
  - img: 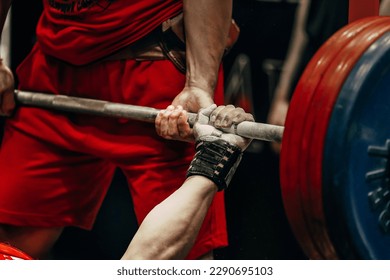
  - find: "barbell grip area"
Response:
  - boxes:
[14,90,284,143]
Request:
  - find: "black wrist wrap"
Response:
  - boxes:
[186,139,243,191]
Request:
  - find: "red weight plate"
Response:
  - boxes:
[301,18,390,259]
[302,19,390,258]
[280,16,386,259]
[0,243,33,260]
[280,16,388,259]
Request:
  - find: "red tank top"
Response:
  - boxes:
[36,0,182,65]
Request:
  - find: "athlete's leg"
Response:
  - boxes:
[0,108,116,259]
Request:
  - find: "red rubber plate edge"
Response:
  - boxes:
[301,18,390,259]
[280,16,387,259]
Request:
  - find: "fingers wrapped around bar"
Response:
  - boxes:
[155,105,194,142]
[155,104,254,190]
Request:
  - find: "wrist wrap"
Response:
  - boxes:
[186,139,243,191]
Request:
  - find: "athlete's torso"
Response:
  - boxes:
[37,0,182,65]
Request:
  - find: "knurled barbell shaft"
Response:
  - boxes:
[14,90,284,143]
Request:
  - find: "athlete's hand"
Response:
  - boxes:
[171,86,214,114]
[0,59,15,116]
[155,104,255,149]
[155,105,194,143]
[155,85,214,142]
[194,104,254,151]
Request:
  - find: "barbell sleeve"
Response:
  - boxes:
[14,90,284,143]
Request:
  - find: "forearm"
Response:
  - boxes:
[183,0,232,94]
[121,176,217,260]
[0,0,11,50]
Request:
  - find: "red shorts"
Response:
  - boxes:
[0,44,227,259]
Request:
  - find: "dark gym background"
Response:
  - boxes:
[6,0,327,260]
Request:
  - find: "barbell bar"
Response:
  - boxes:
[14,89,284,143]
